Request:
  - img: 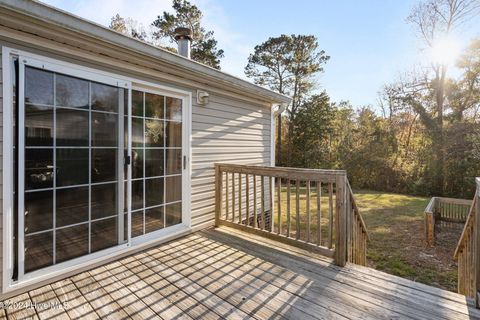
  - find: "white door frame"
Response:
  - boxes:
[128,83,191,245]
[1,46,192,293]
[16,53,131,283]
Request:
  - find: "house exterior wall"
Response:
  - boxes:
[0,30,272,294]
[191,94,271,228]
[0,49,4,293]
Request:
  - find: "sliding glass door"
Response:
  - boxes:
[14,56,186,280]
[18,60,127,278]
[126,89,183,239]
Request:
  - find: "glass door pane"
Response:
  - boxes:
[20,65,126,275]
[126,90,183,238]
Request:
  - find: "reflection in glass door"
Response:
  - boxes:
[14,57,185,280]
[126,90,183,238]
[19,64,127,276]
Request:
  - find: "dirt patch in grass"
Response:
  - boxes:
[354,190,461,292]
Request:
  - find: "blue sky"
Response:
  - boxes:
[42,0,480,109]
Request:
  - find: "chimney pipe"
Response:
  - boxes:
[174,27,193,59]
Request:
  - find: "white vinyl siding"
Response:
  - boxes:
[190,94,271,227]
[0,49,3,292]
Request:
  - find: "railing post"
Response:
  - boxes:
[424,197,437,247]
[215,164,223,227]
[475,191,480,307]
[335,174,347,266]
[425,212,435,246]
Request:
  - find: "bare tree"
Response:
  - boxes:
[403,0,480,194]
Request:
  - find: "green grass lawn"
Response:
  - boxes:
[354,190,459,292]
[275,188,459,292]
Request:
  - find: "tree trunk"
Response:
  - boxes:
[432,66,447,195]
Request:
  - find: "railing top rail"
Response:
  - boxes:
[435,197,472,206]
[425,197,437,214]
[454,190,478,260]
[215,163,346,182]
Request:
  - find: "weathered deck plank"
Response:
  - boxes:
[206,228,471,320]
[147,238,343,320]
[88,266,159,320]
[133,252,250,320]
[104,260,191,320]
[70,271,130,319]
[51,279,99,320]
[3,292,38,320]
[4,226,480,320]
[157,236,351,319]
[214,226,480,316]
[174,234,408,320]
[28,284,70,320]
[135,248,282,319]
[121,255,221,320]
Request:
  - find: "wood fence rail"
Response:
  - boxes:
[214,163,368,267]
[454,178,480,307]
[425,197,472,246]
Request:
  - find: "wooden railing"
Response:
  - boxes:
[454,178,480,306]
[214,163,368,267]
[346,181,369,265]
[425,197,472,246]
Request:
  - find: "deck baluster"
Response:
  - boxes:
[246,174,250,226]
[239,173,242,224]
[287,180,291,237]
[232,172,236,223]
[317,181,321,246]
[296,179,300,240]
[253,175,257,228]
[277,177,281,235]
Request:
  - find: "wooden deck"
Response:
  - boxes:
[2,226,480,320]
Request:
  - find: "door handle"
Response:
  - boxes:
[183,156,187,170]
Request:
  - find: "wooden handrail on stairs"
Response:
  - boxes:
[454,178,480,307]
[346,181,369,265]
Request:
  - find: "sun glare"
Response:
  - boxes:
[430,37,460,66]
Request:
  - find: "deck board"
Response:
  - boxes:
[208,227,475,320]
[174,234,404,320]
[207,228,472,320]
[156,235,352,319]
[148,241,331,320]
[50,279,99,320]
[28,284,70,319]
[133,252,251,320]
[3,226,480,320]
[70,271,130,319]
[121,255,221,320]
[100,260,191,320]
[88,266,159,320]
[3,292,38,320]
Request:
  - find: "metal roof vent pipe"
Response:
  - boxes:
[174,27,193,59]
